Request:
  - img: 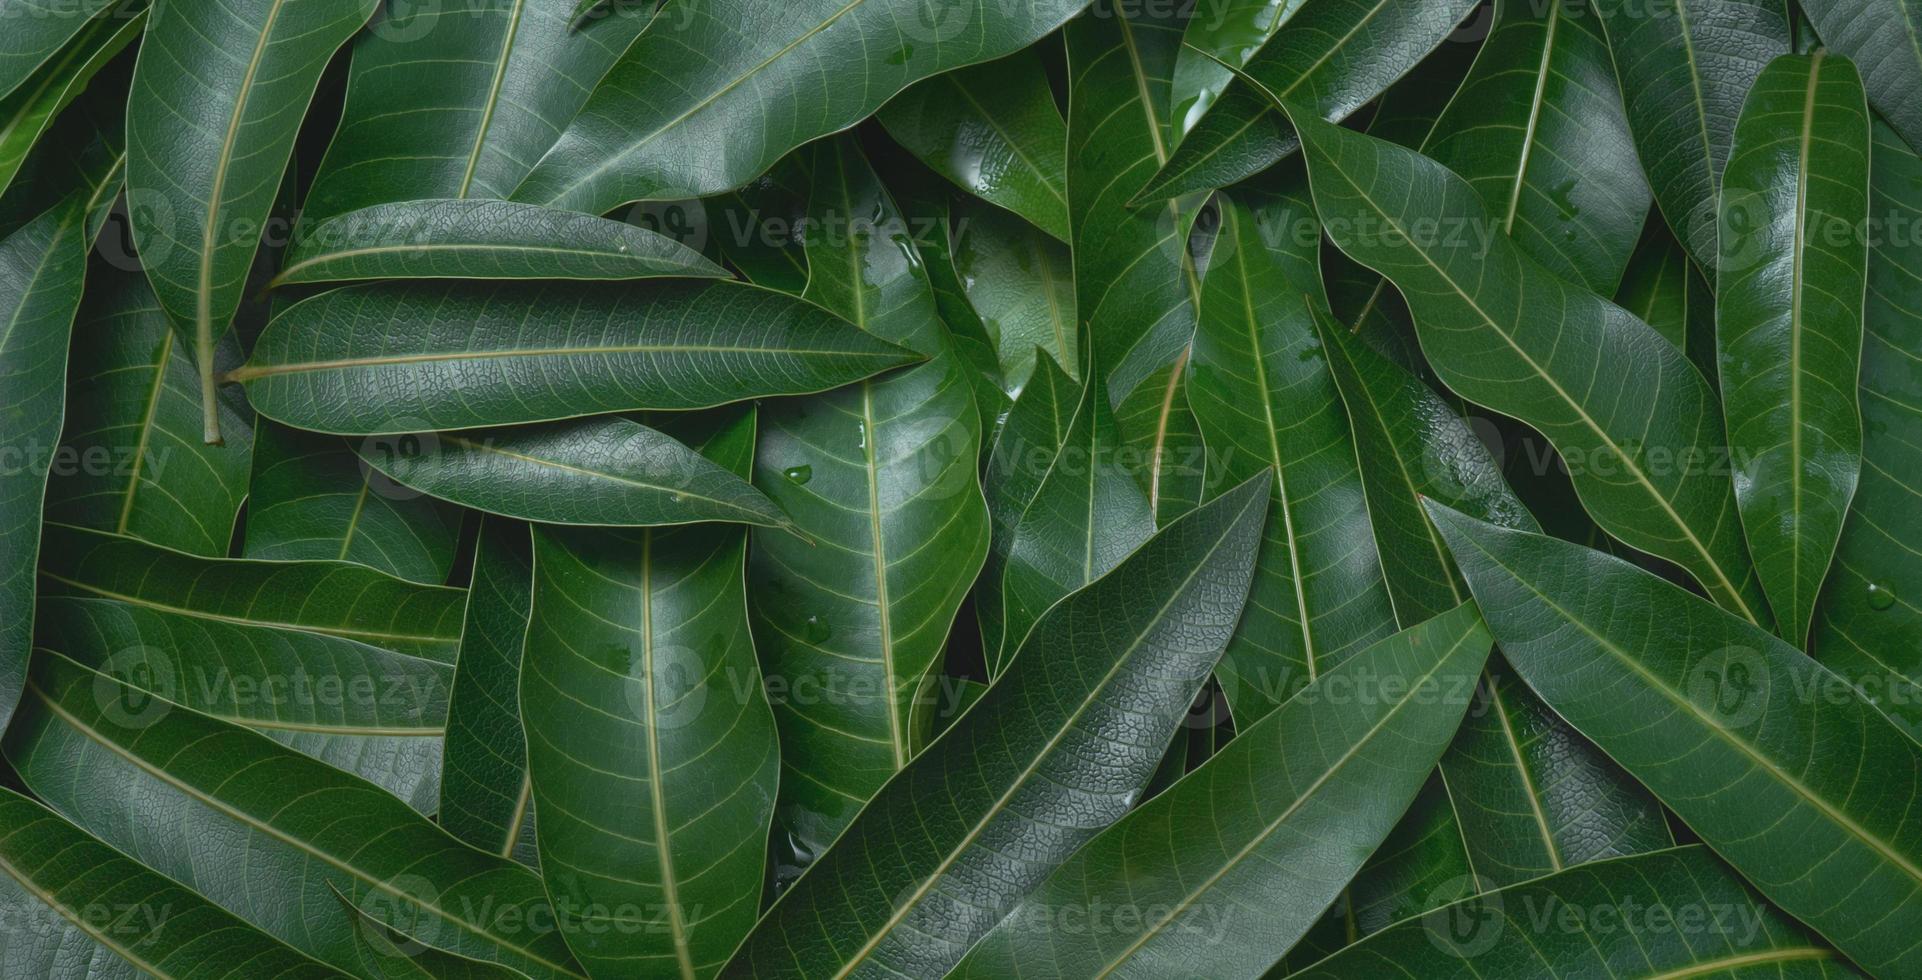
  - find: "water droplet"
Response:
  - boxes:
[855,420,868,450]
[617,243,628,253]
[783,464,812,485]
[1868,581,1897,611]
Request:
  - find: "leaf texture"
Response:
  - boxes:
[1800,0,1922,157]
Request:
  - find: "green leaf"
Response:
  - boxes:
[747,137,989,863]
[1169,0,1307,137]
[997,366,1154,672]
[523,406,778,980]
[1428,503,1922,977]
[956,602,1492,978]
[242,421,465,587]
[1189,188,1397,718]
[36,522,466,663]
[0,3,142,202]
[878,46,1069,241]
[722,472,1271,979]
[5,650,585,978]
[1115,352,1208,524]
[331,883,532,980]
[1315,306,1674,890]
[126,0,379,443]
[0,0,121,100]
[234,280,921,435]
[976,351,1078,675]
[1614,211,1720,384]
[33,596,453,811]
[1716,51,1870,645]
[438,516,537,867]
[355,415,791,530]
[1423,0,1651,295]
[46,261,252,557]
[270,199,726,287]
[950,195,1078,394]
[1136,0,1478,202]
[1590,0,1789,271]
[511,0,1091,213]
[303,0,651,222]
[0,161,122,735]
[1278,99,1772,625]
[1288,846,1857,978]
[0,785,348,979]
[1800,0,1922,156]
[1810,118,1922,741]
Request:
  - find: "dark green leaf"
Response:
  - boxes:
[511,0,1091,213]
[332,883,531,980]
[1136,0,1478,202]
[1614,210,1720,384]
[878,46,1069,241]
[723,472,1271,979]
[303,0,651,222]
[47,261,251,557]
[950,195,1078,394]
[1114,352,1208,524]
[438,516,537,867]
[126,0,378,442]
[0,3,141,201]
[956,603,1491,978]
[271,199,725,287]
[1716,51,1870,645]
[356,415,791,530]
[1190,189,1397,718]
[37,522,466,663]
[235,280,920,435]
[242,421,465,587]
[1289,846,1859,978]
[5,649,585,978]
[1800,0,1922,157]
[976,351,1078,675]
[523,405,778,979]
[1169,0,1306,137]
[1280,99,1771,625]
[1429,503,1922,977]
[747,137,989,863]
[1590,0,1789,271]
[0,785,347,979]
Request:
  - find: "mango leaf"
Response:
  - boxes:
[747,137,988,864]
[1800,0,1922,157]
[976,351,1078,676]
[302,0,651,222]
[1423,0,1650,295]
[243,421,465,587]
[33,596,452,811]
[355,415,790,530]
[0,2,142,201]
[512,0,1090,214]
[950,195,1077,394]
[46,260,251,557]
[1315,304,1672,890]
[723,472,1270,979]
[439,516,537,867]
[1169,0,1307,137]
[1615,210,1720,383]
[330,883,532,980]
[1429,503,1922,977]
[1289,846,1859,978]
[235,279,920,435]
[878,46,1069,241]
[271,199,726,287]
[0,785,348,979]
[1590,0,1789,271]
[1136,0,1478,202]
[523,405,777,980]
[1115,352,1208,524]
[956,602,1492,978]
[125,0,378,443]
[1189,188,1397,718]
[1810,118,1922,741]
[1716,51,1869,646]
[0,154,123,737]
[36,522,466,663]
[997,366,1153,671]
[1274,98,1771,625]
[0,0,122,99]
[5,649,585,978]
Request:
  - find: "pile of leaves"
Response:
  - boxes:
[1,0,1917,976]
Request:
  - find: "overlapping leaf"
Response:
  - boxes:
[950,195,1077,394]
[0,3,141,201]
[976,351,1078,673]
[1800,0,1922,156]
